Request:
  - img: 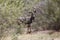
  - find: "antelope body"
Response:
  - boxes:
[17,12,35,33]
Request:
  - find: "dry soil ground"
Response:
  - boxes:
[1,30,60,40]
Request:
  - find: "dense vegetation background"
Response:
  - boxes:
[0,0,60,39]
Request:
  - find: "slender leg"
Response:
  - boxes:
[27,24,31,34]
